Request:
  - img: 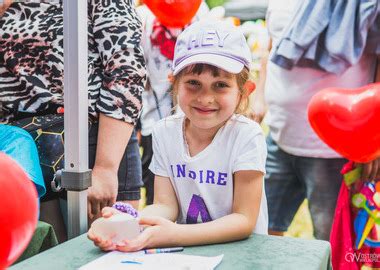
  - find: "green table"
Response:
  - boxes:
[15,221,58,264]
[11,234,331,270]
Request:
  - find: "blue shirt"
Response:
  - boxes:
[271,0,380,74]
[0,125,46,198]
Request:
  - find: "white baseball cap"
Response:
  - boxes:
[172,20,252,75]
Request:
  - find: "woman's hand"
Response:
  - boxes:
[115,216,179,252]
[87,207,122,251]
[88,114,134,220]
[249,51,268,124]
[249,93,267,124]
[87,167,119,220]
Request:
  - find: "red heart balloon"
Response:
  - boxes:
[308,83,380,163]
[0,153,38,269]
[144,0,202,28]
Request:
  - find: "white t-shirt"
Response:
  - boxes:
[265,0,377,158]
[138,6,177,136]
[149,114,268,235]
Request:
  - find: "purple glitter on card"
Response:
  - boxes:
[112,202,139,218]
[186,194,212,224]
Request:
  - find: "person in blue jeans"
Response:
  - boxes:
[0,125,46,202]
[251,0,380,240]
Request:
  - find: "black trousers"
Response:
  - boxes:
[141,134,154,205]
[11,111,143,201]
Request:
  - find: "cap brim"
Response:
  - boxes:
[173,54,245,75]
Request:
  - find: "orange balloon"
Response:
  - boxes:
[0,153,38,269]
[144,0,202,28]
[308,83,380,163]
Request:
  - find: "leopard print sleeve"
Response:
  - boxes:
[89,0,146,124]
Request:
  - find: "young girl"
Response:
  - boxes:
[88,20,268,251]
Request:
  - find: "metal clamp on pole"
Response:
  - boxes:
[61,170,92,191]
[61,170,92,238]
[51,170,63,192]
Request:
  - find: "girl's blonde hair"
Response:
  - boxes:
[171,64,252,117]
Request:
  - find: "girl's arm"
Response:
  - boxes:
[139,175,179,221]
[88,174,179,251]
[170,170,263,246]
[116,170,263,251]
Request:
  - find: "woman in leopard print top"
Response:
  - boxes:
[0,0,147,219]
[0,0,146,124]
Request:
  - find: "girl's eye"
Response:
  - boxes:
[215,82,229,88]
[186,80,201,86]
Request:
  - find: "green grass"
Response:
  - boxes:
[285,200,314,239]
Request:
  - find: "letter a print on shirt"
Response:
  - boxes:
[186,194,212,224]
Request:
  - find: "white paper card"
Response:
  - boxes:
[79,250,223,270]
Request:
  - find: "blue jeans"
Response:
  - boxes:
[265,134,346,240]
[116,129,143,201]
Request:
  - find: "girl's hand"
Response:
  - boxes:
[88,228,116,251]
[101,206,122,218]
[115,216,179,252]
[87,207,122,251]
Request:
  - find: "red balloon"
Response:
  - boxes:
[0,153,38,269]
[144,0,202,28]
[308,83,380,163]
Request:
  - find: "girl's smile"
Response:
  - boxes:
[192,106,218,115]
[177,69,241,134]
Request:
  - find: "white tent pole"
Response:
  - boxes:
[62,0,91,239]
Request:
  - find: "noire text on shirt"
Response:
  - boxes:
[170,164,228,186]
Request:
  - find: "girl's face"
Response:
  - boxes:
[177,69,240,132]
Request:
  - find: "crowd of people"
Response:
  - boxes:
[0,0,380,256]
